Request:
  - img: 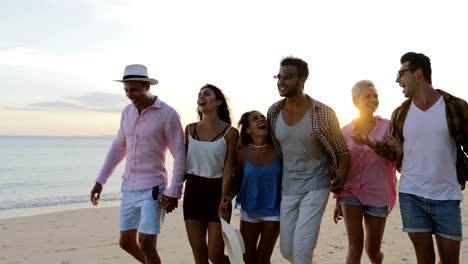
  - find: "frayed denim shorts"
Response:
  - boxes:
[339,196,389,218]
[399,192,462,241]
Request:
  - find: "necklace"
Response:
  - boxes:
[250,143,269,148]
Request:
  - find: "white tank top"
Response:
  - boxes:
[186,126,231,179]
[400,97,462,200]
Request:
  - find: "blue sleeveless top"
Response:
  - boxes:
[236,148,282,218]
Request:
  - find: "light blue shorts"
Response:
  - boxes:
[399,193,462,241]
[120,184,164,235]
[339,196,389,218]
[240,209,280,223]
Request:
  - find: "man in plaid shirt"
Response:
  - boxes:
[373,52,467,264]
[267,56,350,264]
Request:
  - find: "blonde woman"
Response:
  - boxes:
[333,80,396,264]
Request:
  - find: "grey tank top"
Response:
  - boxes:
[275,110,330,195]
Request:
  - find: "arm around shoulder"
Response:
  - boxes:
[228,146,246,199]
[221,127,240,194]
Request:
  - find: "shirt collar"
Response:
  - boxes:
[150,96,162,109]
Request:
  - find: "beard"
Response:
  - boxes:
[279,80,301,98]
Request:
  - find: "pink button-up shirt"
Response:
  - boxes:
[95,97,186,199]
[336,116,396,212]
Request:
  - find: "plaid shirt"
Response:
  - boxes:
[267,96,350,177]
[376,89,468,186]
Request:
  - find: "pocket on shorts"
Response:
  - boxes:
[152,186,160,201]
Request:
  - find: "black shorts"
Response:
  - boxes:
[183,174,232,223]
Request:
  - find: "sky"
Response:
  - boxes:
[1,0,467,136]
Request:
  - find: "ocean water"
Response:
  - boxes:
[0,136,174,219]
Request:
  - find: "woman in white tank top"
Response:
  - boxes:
[183,84,239,264]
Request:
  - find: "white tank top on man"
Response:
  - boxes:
[399,97,462,201]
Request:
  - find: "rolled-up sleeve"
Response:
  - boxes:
[327,109,350,158]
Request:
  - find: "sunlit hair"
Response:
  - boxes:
[351,80,377,102]
[401,52,432,84]
[197,84,232,124]
[280,56,309,79]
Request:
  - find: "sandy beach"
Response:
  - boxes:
[1,196,467,264]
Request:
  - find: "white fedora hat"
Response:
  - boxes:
[220,218,245,264]
[114,64,158,85]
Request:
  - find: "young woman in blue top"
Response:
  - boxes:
[228,110,281,264]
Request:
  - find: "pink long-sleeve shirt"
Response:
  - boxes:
[336,116,396,212]
[95,97,186,199]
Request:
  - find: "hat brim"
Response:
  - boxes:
[220,218,245,264]
[114,78,158,85]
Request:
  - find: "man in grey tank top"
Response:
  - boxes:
[267,57,350,264]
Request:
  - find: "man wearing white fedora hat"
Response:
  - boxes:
[90,64,186,263]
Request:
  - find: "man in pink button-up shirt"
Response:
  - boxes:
[89,64,186,264]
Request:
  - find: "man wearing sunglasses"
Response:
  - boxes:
[267,56,351,263]
[89,64,186,264]
[374,52,467,264]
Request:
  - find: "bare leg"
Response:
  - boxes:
[207,221,229,264]
[119,230,144,263]
[240,220,261,264]
[342,205,364,264]
[435,235,460,264]
[408,232,435,264]
[185,220,209,264]
[257,221,280,264]
[137,232,160,264]
[363,214,386,264]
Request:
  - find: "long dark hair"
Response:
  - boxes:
[237,110,272,147]
[197,84,232,124]
[238,111,256,146]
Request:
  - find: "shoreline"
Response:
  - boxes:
[2,195,467,263]
[0,200,121,220]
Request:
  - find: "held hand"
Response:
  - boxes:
[159,194,178,213]
[351,131,368,145]
[218,196,232,221]
[90,182,103,206]
[351,131,377,148]
[386,136,402,155]
[333,203,343,224]
[330,176,345,194]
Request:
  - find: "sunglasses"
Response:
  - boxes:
[273,73,298,80]
[397,69,411,79]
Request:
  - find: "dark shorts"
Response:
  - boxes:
[399,193,462,241]
[183,174,232,223]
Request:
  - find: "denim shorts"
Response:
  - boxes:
[399,193,462,241]
[120,183,165,235]
[240,209,280,223]
[339,196,389,218]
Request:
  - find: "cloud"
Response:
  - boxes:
[29,101,84,109]
[5,92,127,112]
[68,92,126,108]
